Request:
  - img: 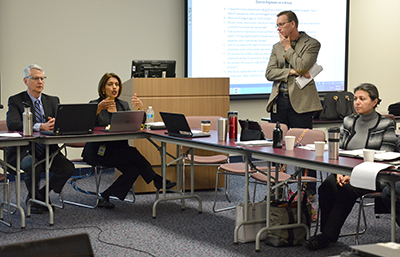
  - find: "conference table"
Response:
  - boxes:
[144,129,400,251]
[0,133,30,228]
[30,128,148,225]
[239,143,400,250]
[28,128,400,250]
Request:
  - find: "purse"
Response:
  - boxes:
[235,201,267,243]
[239,119,265,141]
[264,190,312,247]
[320,91,356,120]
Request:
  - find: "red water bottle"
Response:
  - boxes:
[228,111,238,140]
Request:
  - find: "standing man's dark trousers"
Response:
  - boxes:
[271,91,317,195]
[270,92,314,129]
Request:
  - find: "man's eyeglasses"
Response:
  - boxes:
[276,21,291,28]
[26,76,47,81]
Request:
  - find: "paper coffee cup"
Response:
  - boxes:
[285,136,296,150]
[314,141,325,157]
[363,149,375,162]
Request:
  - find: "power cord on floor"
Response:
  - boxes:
[68,172,102,196]
[0,225,156,257]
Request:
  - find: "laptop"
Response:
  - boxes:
[103,110,145,132]
[238,119,267,140]
[160,112,211,138]
[40,103,97,136]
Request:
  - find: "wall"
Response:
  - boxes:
[0,0,185,112]
[1,0,399,149]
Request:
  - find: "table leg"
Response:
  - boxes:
[390,181,396,242]
[152,142,202,218]
[15,146,25,228]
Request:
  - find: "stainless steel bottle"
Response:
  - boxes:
[328,127,340,159]
[23,103,33,136]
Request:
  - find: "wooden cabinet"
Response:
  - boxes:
[120,78,230,193]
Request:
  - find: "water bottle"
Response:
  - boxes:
[146,106,155,123]
[22,102,33,136]
[272,121,283,148]
[328,127,340,159]
[228,111,238,140]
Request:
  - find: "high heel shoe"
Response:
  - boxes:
[154,179,177,190]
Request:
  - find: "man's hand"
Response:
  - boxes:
[40,117,55,131]
[289,69,300,76]
[279,33,291,51]
[303,72,311,79]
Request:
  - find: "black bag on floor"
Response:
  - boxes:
[320,91,356,120]
[388,102,400,116]
[264,190,312,247]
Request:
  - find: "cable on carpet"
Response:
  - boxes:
[0,225,156,257]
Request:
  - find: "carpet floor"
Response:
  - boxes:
[0,171,398,257]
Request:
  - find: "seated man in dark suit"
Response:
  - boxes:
[6,64,75,214]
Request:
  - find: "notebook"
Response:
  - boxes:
[160,112,211,138]
[103,110,145,132]
[40,103,97,136]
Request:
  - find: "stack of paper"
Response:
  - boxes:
[235,140,273,147]
[295,63,323,89]
[339,149,400,161]
[298,143,328,151]
[0,132,22,138]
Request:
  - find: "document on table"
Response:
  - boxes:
[235,140,273,147]
[298,143,328,151]
[350,162,395,190]
[295,63,323,89]
[339,149,400,161]
[146,122,166,130]
[0,132,22,138]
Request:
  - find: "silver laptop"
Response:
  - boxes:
[104,110,145,132]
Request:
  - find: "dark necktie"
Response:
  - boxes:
[34,100,45,158]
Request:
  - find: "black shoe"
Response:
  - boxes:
[98,197,115,209]
[37,192,56,212]
[154,179,177,190]
[303,234,331,251]
[25,196,43,214]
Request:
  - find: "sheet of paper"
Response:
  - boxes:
[350,162,394,190]
[235,140,273,147]
[298,144,328,151]
[339,149,400,161]
[0,132,22,138]
[295,63,323,89]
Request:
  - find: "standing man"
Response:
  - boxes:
[7,64,75,214]
[265,10,322,129]
[265,11,322,198]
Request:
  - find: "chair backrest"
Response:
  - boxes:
[383,114,396,123]
[286,128,325,145]
[186,116,223,131]
[259,122,288,140]
[0,120,8,131]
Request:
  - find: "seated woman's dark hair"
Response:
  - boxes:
[353,83,381,106]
